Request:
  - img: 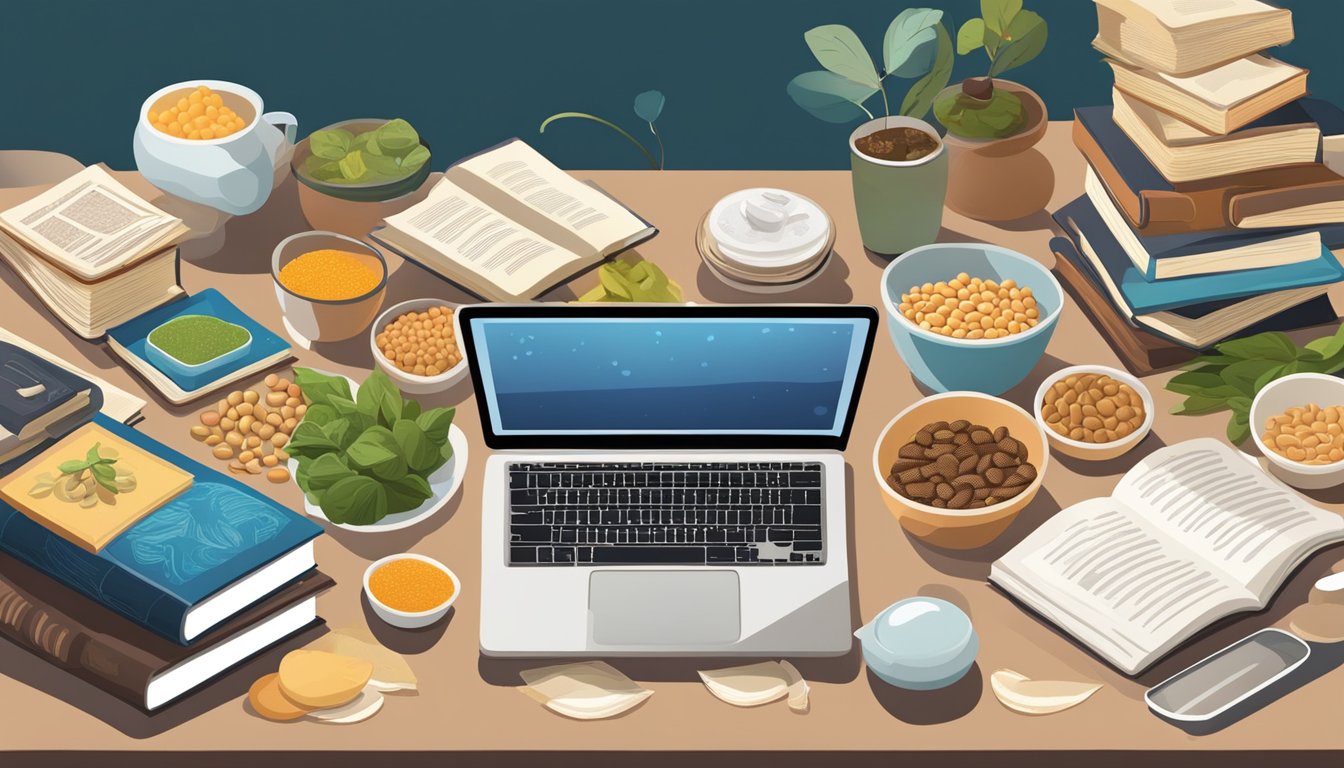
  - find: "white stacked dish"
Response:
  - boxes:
[697,188,835,293]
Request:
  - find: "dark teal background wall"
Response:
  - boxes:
[2,0,1340,171]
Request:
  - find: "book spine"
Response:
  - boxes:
[0,571,151,706]
[0,505,188,643]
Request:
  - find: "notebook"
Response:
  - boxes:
[1108,55,1308,136]
[105,289,293,405]
[1093,0,1293,76]
[992,439,1344,675]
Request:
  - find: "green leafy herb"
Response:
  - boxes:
[57,442,120,495]
[300,119,430,186]
[289,368,456,524]
[578,255,683,303]
[1166,322,1344,444]
[309,128,352,160]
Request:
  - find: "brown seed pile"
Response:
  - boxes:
[886,420,1038,510]
[1041,372,1146,444]
[190,373,304,483]
[1261,403,1344,465]
[376,305,460,377]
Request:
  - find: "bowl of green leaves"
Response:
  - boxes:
[292,118,432,203]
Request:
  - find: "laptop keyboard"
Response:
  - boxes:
[507,461,826,566]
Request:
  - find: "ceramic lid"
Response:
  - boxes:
[866,597,975,662]
[706,188,830,270]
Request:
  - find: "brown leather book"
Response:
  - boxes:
[1074,113,1344,235]
[0,554,332,711]
[1051,245,1195,375]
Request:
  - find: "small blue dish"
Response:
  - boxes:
[880,243,1062,395]
[855,597,978,690]
[144,315,252,380]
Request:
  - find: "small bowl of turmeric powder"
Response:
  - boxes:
[363,553,460,629]
[272,231,388,346]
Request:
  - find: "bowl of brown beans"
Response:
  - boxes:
[1250,373,1344,489]
[1033,365,1154,461]
[873,391,1049,549]
[369,298,468,394]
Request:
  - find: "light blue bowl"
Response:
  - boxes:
[880,243,1062,395]
[855,597,978,690]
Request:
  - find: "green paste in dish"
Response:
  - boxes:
[148,315,249,366]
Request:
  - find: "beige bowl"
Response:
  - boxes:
[370,298,470,394]
[872,392,1049,550]
[1034,365,1154,462]
[272,231,387,346]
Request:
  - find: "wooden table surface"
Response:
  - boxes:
[1,124,1340,766]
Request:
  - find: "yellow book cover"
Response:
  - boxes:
[0,423,193,553]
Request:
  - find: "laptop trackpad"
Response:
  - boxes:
[589,570,740,646]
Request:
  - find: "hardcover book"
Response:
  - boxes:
[1093,0,1293,76]
[1108,55,1308,136]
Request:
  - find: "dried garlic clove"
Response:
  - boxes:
[307,687,384,724]
[79,494,98,508]
[780,659,810,713]
[519,661,651,720]
[990,669,1101,715]
[698,661,792,708]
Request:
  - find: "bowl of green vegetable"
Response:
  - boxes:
[285,367,468,532]
[144,315,252,379]
[293,118,432,203]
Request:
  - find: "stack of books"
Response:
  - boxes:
[0,416,329,711]
[0,165,188,339]
[1055,0,1344,374]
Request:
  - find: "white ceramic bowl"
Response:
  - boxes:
[1034,365,1155,461]
[363,553,460,629]
[271,231,388,347]
[369,298,469,394]
[1250,373,1344,489]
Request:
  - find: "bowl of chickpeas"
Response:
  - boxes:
[370,299,468,394]
[1250,373,1344,489]
[1034,365,1154,461]
[880,243,1063,395]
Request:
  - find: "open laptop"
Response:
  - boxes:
[460,304,878,657]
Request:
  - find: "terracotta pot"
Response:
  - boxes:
[939,81,1054,223]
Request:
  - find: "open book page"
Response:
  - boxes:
[380,177,584,301]
[1113,438,1344,598]
[0,166,186,282]
[449,140,650,257]
[991,497,1255,675]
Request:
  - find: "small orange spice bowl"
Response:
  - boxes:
[363,553,460,629]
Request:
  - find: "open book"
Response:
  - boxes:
[1093,0,1293,76]
[373,139,657,301]
[991,439,1344,676]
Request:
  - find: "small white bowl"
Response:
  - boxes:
[1034,365,1154,461]
[1250,373,1344,490]
[363,553,460,629]
[369,298,469,394]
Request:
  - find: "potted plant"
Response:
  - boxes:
[934,1,1051,222]
[787,9,954,256]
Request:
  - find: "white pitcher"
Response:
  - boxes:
[133,80,296,216]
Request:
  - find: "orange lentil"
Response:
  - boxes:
[278,249,381,302]
[369,558,454,613]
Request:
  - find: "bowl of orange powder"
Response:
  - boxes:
[363,553,460,629]
[272,231,388,346]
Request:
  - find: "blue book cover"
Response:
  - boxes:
[105,288,291,396]
[0,414,322,644]
[1053,196,1344,314]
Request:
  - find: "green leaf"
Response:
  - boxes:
[935,87,1026,138]
[1227,409,1251,445]
[294,369,352,406]
[57,460,87,475]
[309,128,352,161]
[1184,354,1240,370]
[319,475,388,526]
[957,18,986,55]
[1304,322,1344,360]
[981,0,1022,34]
[392,419,440,474]
[787,71,877,124]
[989,10,1047,77]
[300,403,338,429]
[323,414,370,452]
[1166,371,1226,392]
[1221,358,1284,396]
[416,406,456,444]
[1254,363,1290,392]
[1170,396,1232,416]
[401,398,422,422]
[297,452,354,504]
[338,150,367,181]
[287,420,340,459]
[374,119,419,154]
[345,425,408,481]
[398,144,431,175]
[357,369,403,426]
[90,462,115,481]
[384,473,432,515]
[883,8,942,78]
[804,24,881,88]
[900,22,954,119]
[633,90,666,123]
[1216,332,1299,362]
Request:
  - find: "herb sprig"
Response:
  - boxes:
[1167,323,1344,444]
[57,442,120,494]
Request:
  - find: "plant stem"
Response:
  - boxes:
[649,122,665,170]
[539,112,659,170]
[879,81,891,117]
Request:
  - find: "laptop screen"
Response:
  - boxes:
[460,306,877,449]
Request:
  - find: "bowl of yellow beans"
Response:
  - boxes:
[134,80,297,216]
[271,231,387,347]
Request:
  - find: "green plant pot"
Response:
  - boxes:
[849,116,948,257]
